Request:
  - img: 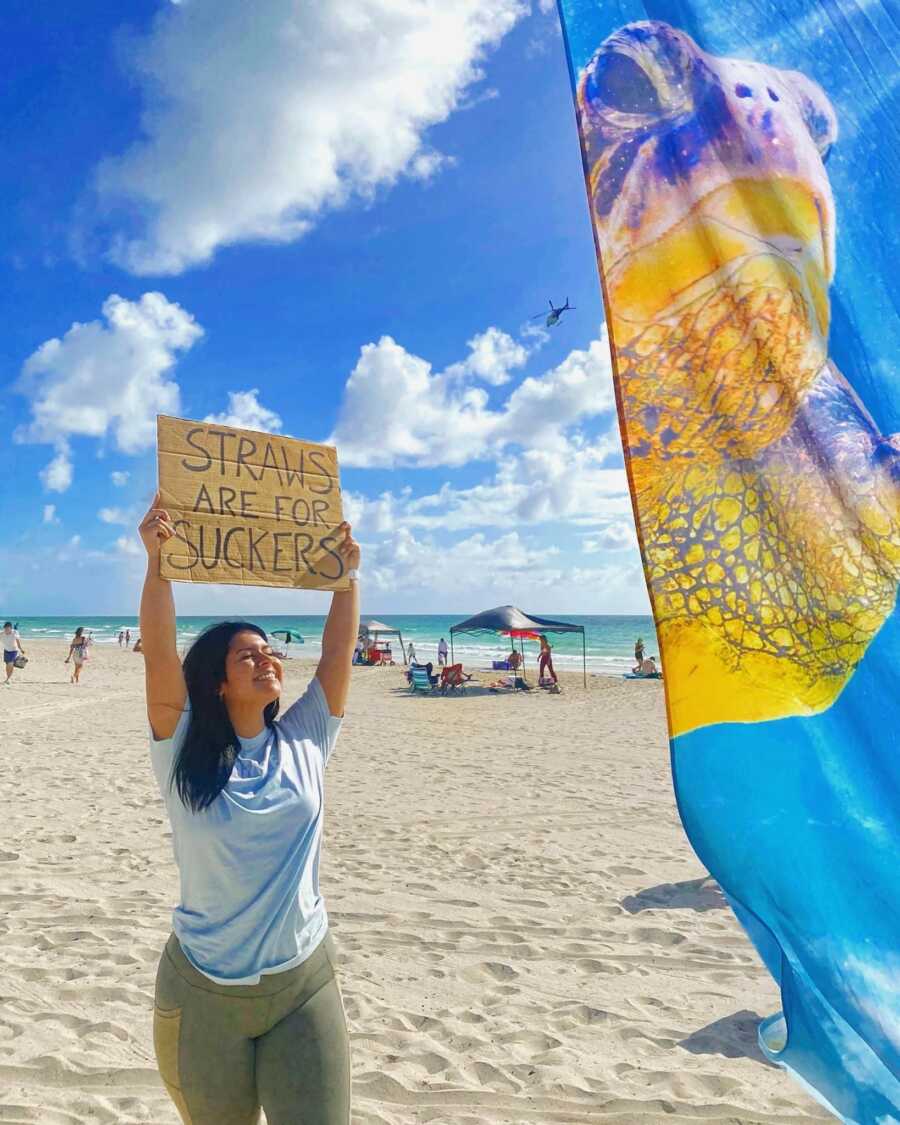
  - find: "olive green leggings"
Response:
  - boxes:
[153,932,350,1125]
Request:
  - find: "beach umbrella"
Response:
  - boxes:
[451,606,586,686]
[270,629,304,644]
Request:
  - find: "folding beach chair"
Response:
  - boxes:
[440,663,473,695]
[409,664,438,693]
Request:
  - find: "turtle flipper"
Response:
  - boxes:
[644,362,900,735]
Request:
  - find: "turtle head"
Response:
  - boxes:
[576,22,841,463]
[577,21,838,336]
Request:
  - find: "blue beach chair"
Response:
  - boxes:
[408,664,438,694]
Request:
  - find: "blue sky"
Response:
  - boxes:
[1,0,647,617]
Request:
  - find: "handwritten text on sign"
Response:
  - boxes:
[157,415,348,590]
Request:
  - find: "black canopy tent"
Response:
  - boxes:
[450,605,586,686]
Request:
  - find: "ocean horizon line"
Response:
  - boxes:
[5,611,653,620]
[11,612,658,676]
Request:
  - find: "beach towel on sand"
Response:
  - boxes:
[556,2,900,1119]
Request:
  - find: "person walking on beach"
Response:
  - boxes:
[538,634,558,685]
[633,636,645,672]
[125,628,131,647]
[139,493,358,1125]
[437,637,448,666]
[407,640,416,664]
[3,622,25,684]
[118,629,125,647]
[65,626,90,684]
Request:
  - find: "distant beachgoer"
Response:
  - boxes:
[407,641,416,664]
[118,629,125,647]
[3,622,25,684]
[437,637,448,666]
[508,648,522,672]
[138,492,357,1124]
[125,628,132,647]
[352,641,363,665]
[133,637,143,653]
[65,626,89,684]
[633,637,645,672]
[639,656,659,676]
[538,635,558,684]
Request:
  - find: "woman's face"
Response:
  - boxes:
[220,630,283,708]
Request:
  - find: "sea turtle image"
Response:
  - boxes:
[576,22,900,735]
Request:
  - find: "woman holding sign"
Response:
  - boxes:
[138,492,358,1125]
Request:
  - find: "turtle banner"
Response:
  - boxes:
[556,0,900,1119]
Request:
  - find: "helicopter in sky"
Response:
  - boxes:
[531,298,575,327]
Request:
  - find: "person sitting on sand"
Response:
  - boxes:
[133,637,143,653]
[65,626,90,684]
[138,493,359,1125]
[507,648,522,672]
[3,622,25,684]
[639,656,659,676]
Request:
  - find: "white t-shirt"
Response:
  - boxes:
[2,630,20,653]
[150,676,342,984]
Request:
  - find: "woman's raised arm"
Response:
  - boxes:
[138,493,186,739]
[315,523,361,718]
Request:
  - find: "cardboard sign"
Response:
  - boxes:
[157,415,348,590]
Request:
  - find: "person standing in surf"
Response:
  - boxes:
[139,492,359,1125]
[3,622,25,684]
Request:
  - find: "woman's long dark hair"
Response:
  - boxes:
[172,621,279,812]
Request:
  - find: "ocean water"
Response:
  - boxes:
[9,614,658,677]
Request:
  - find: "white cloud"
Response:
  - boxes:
[16,293,202,487]
[204,389,283,433]
[365,527,555,595]
[93,0,527,274]
[42,504,59,525]
[40,448,73,493]
[444,327,529,386]
[583,522,636,552]
[98,507,131,525]
[115,536,142,557]
[408,150,455,182]
[345,438,629,536]
[55,535,82,563]
[355,525,645,611]
[110,470,130,487]
[333,332,615,467]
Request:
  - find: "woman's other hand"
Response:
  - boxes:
[139,492,176,558]
[336,522,361,573]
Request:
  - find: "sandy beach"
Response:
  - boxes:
[0,639,829,1124]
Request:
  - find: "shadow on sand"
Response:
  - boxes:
[622,876,727,914]
[679,1009,777,1066]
